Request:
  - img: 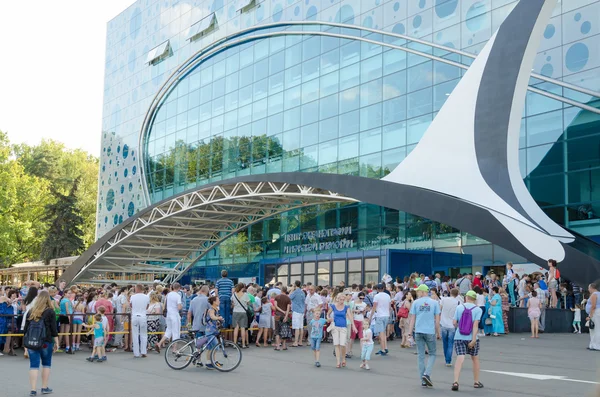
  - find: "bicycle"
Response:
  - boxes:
[164,329,242,372]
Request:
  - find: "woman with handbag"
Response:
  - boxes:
[399,290,415,348]
[232,283,250,349]
[327,294,357,368]
[146,292,162,352]
[586,280,600,350]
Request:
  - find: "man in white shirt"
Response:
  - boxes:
[157,283,183,349]
[304,285,322,320]
[369,284,391,356]
[440,288,460,366]
[130,284,150,358]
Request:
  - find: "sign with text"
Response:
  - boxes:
[283,227,354,254]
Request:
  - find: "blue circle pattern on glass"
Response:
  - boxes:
[575,12,581,22]
[129,182,133,192]
[465,2,486,31]
[113,214,119,225]
[565,42,589,72]
[122,144,129,159]
[124,168,128,177]
[106,189,115,211]
[544,24,555,39]
[294,6,300,16]
[132,165,137,175]
[413,15,422,29]
[130,7,142,39]
[306,5,317,21]
[256,3,264,21]
[419,0,426,8]
[105,216,108,224]
[273,4,283,21]
[392,23,406,35]
[435,0,457,18]
[119,215,123,224]
[540,63,553,77]
[363,16,373,28]
[120,185,125,194]
[128,50,136,72]
[581,21,591,35]
[394,2,400,12]
[335,5,354,24]
[128,202,135,217]
[211,0,223,13]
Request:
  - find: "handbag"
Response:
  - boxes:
[485,317,492,325]
[397,306,409,319]
[234,293,253,325]
[590,319,595,330]
[162,295,168,317]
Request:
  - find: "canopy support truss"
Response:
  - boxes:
[64,181,356,284]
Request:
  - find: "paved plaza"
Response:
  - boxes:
[1,333,599,397]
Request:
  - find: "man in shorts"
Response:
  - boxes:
[369,284,391,356]
[451,290,483,391]
[289,281,306,347]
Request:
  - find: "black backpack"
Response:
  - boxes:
[24,315,47,350]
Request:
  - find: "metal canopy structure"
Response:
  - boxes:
[63,181,356,284]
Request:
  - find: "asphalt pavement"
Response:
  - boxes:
[1,333,599,397]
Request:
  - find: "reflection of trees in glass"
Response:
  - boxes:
[146,134,284,194]
[219,231,262,260]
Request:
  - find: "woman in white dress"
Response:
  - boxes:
[586,281,600,351]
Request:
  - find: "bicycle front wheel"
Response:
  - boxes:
[211,340,242,372]
[165,339,195,370]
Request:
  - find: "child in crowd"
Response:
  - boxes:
[572,304,582,334]
[96,306,109,360]
[256,297,272,347]
[72,301,86,351]
[360,318,374,370]
[83,314,107,362]
[527,290,541,338]
[309,310,326,367]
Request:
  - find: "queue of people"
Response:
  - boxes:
[1,264,600,395]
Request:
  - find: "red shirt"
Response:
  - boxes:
[473,277,482,288]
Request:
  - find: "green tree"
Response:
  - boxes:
[13,139,99,247]
[0,131,52,267]
[40,178,86,263]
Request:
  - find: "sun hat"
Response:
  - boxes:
[416,284,429,292]
[465,290,477,299]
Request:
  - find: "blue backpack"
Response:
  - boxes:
[458,305,474,336]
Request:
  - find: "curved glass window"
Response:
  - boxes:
[144,33,464,202]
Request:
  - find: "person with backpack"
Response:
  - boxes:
[23,290,59,396]
[451,290,483,392]
[440,288,461,367]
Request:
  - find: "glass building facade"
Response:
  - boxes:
[99,0,600,282]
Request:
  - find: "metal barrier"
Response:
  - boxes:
[0,313,256,341]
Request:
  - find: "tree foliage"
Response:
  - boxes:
[40,178,86,263]
[0,131,98,267]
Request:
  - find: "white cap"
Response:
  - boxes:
[475,272,482,276]
[424,277,430,281]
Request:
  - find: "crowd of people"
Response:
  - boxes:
[0,262,599,395]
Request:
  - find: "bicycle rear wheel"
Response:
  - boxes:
[211,340,242,372]
[165,339,195,370]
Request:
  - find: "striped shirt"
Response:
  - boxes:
[216,277,234,299]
